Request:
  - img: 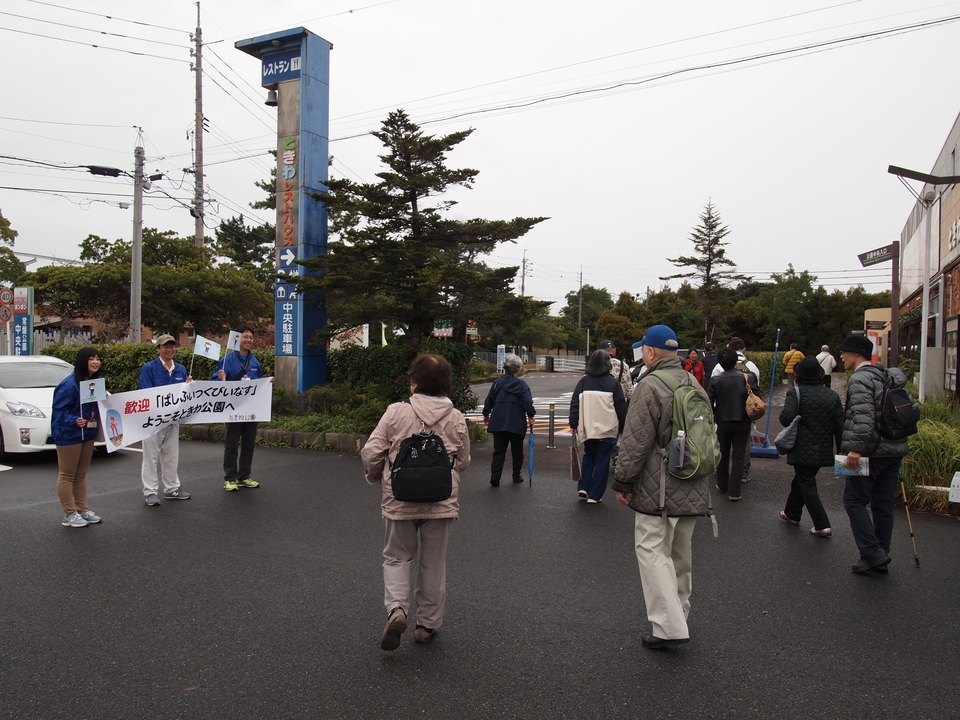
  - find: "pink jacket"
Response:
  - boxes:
[361,394,471,521]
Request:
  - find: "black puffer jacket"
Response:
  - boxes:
[778,384,843,467]
[840,364,910,458]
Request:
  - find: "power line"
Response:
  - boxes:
[327,11,960,141]
[0,26,189,63]
[201,68,276,133]
[0,116,134,129]
[23,0,188,34]
[0,9,190,49]
[0,185,132,198]
[332,0,863,125]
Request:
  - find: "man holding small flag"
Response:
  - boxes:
[212,325,270,492]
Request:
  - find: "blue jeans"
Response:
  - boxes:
[843,456,901,557]
[578,439,614,501]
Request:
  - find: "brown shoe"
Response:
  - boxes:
[379,607,407,651]
[414,625,437,644]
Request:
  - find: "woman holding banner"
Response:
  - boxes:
[52,347,104,528]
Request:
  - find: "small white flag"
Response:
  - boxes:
[194,335,222,360]
[226,330,242,352]
[81,378,106,404]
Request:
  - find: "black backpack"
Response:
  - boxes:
[390,402,453,503]
[878,381,920,441]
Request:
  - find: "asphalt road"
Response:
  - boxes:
[1,372,958,720]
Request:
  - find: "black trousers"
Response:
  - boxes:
[490,431,524,483]
[224,421,258,482]
[843,456,901,558]
[783,464,830,530]
[716,420,751,498]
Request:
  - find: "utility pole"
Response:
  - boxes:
[191,1,205,247]
[130,145,144,343]
[520,248,527,296]
[577,268,583,329]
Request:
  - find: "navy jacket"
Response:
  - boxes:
[52,374,102,446]
[482,373,535,435]
[212,350,263,381]
[139,356,188,389]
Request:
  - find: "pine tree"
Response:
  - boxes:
[300,110,547,349]
[660,201,749,343]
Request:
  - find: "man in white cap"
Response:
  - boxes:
[816,345,837,388]
[138,335,192,506]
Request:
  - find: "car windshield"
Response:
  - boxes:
[0,363,73,388]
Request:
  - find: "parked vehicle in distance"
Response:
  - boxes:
[0,355,104,459]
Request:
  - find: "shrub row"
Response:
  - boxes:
[41,341,478,435]
[42,343,274,394]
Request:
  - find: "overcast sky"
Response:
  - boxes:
[2,0,959,311]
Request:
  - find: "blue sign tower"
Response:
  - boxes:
[236,28,332,392]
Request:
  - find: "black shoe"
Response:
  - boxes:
[490,479,500,487]
[512,476,524,484]
[641,635,690,650]
[851,549,891,574]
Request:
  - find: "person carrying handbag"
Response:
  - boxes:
[777,357,843,537]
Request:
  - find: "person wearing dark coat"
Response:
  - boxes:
[482,353,536,486]
[700,342,719,387]
[708,347,759,501]
[778,357,844,537]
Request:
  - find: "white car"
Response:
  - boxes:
[0,355,102,458]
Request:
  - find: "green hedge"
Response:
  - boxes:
[41,343,274,394]
[42,340,477,417]
[744,351,785,389]
[325,340,478,412]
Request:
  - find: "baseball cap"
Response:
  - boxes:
[704,342,716,351]
[638,325,679,350]
[154,334,177,346]
[599,339,615,349]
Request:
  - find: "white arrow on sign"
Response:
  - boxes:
[280,248,296,265]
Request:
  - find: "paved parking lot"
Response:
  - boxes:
[1,387,958,719]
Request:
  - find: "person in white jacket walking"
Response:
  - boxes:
[816,345,838,389]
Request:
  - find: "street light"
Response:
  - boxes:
[887,165,960,401]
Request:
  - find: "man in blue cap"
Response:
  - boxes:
[613,324,713,650]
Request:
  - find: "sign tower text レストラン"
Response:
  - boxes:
[236,28,332,392]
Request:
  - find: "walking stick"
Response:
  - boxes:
[900,481,920,567]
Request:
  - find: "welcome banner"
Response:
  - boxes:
[99,379,273,453]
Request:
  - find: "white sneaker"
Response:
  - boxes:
[62,512,89,528]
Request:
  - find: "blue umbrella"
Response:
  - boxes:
[527,430,535,485]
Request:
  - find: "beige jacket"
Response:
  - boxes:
[361,394,471,521]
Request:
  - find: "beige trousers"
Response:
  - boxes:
[56,441,95,515]
[382,518,454,630]
[634,513,697,640]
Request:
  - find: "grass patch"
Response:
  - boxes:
[900,401,960,514]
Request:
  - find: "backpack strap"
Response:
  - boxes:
[402,398,427,433]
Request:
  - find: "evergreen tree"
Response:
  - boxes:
[661,201,749,344]
[0,209,25,286]
[300,110,547,349]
